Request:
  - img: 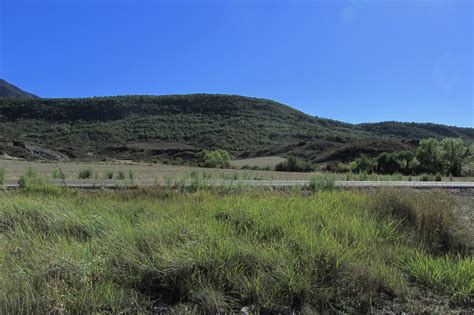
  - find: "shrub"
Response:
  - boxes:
[350,155,376,174]
[441,138,468,176]
[420,174,432,182]
[52,168,66,180]
[199,149,231,168]
[416,138,445,174]
[105,171,114,180]
[0,166,4,185]
[117,171,126,180]
[321,161,349,173]
[307,175,336,191]
[18,167,50,190]
[78,168,93,179]
[275,155,313,172]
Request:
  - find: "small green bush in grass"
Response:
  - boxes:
[275,155,313,172]
[128,170,135,183]
[52,168,66,180]
[105,171,114,180]
[78,168,93,179]
[0,166,4,185]
[199,149,231,168]
[308,174,336,192]
[117,171,126,180]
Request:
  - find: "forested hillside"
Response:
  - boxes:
[0,94,471,162]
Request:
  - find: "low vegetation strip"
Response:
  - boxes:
[0,188,472,313]
[2,178,474,189]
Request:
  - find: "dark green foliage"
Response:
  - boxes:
[358,121,474,142]
[321,161,349,173]
[349,155,376,174]
[78,168,93,179]
[441,138,468,176]
[198,149,231,168]
[375,151,415,175]
[416,138,445,174]
[275,155,313,172]
[117,171,126,180]
[0,166,4,185]
[0,94,471,163]
[351,138,471,176]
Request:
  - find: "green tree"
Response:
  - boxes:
[199,149,231,168]
[352,155,376,174]
[441,138,468,176]
[416,138,444,174]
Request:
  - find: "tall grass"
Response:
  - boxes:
[401,252,473,305]
[368,189,469,255]
[0,189,472,313]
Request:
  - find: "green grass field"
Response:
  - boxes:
[1,187,472,313]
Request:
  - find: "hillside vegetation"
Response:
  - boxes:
[0,94,472,162]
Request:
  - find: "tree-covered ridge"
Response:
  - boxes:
[358,121,474,142]
[0,95,369,158]
[0,94,472,161]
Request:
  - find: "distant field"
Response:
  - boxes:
[231,156,285,168]
[0,159,319,181]
[2,159,474,182]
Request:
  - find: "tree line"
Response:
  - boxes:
[350,138,472,176]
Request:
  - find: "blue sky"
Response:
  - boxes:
[1,0,472,127]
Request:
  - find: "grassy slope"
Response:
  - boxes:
[1,188,472,313]
[0,94,471,162]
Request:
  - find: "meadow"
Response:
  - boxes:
[1,186,472,313]
[2,159,474,183]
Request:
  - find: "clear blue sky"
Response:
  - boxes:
[1,0,472,127]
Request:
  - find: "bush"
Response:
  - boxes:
[307,175,336,191]
[128,170,135,183]
[199,149,231,168]
[350,138,470,177]
[275,156,313,172]
[52,168,66,180]
[350,155,376,174]
[105,171,114,180]
[18,167,50,190]
[117,171,126,180]
[321,162,349,173]
[78,168,93,179]
[0,166,4,185]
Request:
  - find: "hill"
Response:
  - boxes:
[358,121,474,140]
[0,94,471,163]
[0,79,39,99]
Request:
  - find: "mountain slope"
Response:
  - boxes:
[0,79,39,99]
[358,121,474,140]
[0,94,471,162]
